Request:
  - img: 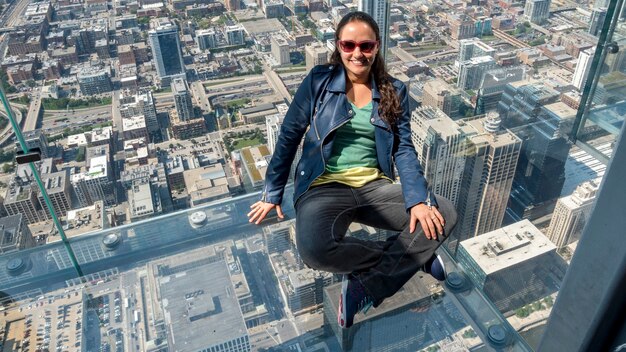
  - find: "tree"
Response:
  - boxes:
[2,162,15,174]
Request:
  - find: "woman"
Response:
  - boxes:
[248,11,457,329]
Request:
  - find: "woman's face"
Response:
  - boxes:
[337,20,379,82]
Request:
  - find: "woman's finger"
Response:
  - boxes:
[421,217,436,240]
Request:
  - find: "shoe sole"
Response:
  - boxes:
[338,275,348,328]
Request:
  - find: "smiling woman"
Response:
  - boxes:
[247,11,458,330]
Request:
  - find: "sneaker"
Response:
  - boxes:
[338,275,373,329]
[422,254,446,281]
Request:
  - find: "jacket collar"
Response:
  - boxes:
[326,64,382,100]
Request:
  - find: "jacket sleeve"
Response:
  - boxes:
[393,82,437,211]
[261,70,315,205]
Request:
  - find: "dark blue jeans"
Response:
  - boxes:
[295,178,458,306]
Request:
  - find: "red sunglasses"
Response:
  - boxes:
[337,40,379,54]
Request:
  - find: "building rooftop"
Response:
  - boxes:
[183,163,231,205]
[240,19,285,36]
[460,219,556,275]
[60,201,106,239]
[156,253,248,351]
[122,115,147,132]
[128,181,157,219]
[0,214,25,249]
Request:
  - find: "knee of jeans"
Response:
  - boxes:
[297,239,339,272]
[435,195,458,228]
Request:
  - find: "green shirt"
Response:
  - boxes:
[311,101,387,188]
[325,101,378,172]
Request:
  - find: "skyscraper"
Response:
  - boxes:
[524,0,551,24]
[458,38,495,62]
[547,179,600,248]
[476,66,526,114]
[572,48,595,91]
[171,77,195,121]
[265,113,284,155]
[410,106,466,206]
[422,79,463,119]
[120,91,159,133]
[148,22,185,84]
[499,82,570,222]
[454,113,522,242]
[457,56,497,91]
[305,42,329,72]
[589,7,607,37]
[0,214,35,254]
[358,0,390,59]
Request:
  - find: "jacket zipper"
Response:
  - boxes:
[295,117,350,205]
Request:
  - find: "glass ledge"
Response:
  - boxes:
[0,186,532,351]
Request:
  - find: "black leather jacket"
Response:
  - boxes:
[262,64,435,211]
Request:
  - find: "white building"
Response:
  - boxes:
[572,48,595,91]
[547,179,600,248]
[225,25,246,46]
[271,34,290,65]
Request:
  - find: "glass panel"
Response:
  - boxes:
[574,0,626,163]
[0,192,533,351]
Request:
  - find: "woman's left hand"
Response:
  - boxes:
[410,203,445,240]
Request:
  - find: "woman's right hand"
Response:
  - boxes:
[247,201,284,225]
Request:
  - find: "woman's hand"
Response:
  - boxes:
[247,201,284,225]
[409,203,445,240]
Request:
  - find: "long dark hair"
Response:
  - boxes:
[330,11,402,127]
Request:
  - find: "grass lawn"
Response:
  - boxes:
[233,137,262,149]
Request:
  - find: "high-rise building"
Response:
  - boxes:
[263,221,294,254]
[225,25,245,46]
[148,22,186,84]
[457,219,567,313]
[422,79,463,119]
[454,113,522,241]
[474,16,493,37]
[572,48,595,91]
[476,66,526,114]
[305,42,329,72]
[287,269,334,313]
[458,38,496,62]
[450,15,476,40]
[39,171,72,218]
[127,179,163,222]
[271,34,290,66]
[120,91,159,133]
[3,159,60,224]
[195,28,218,50]
[0,214,35,254]
[265,105,301,179]
[151,250,251,352]
[457,56,497,91]
[524,0,551,24]
[410,106,466,206]
[77,67,112,95]
[323,273,440,351]
[499,83,570,223]
[547,179,600,248]
[589,8,607,37]
[358,0,390,59]
[265,113,284,154]
[171,77,195,121]
[18,130,49,158]
[71,154,115,207]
